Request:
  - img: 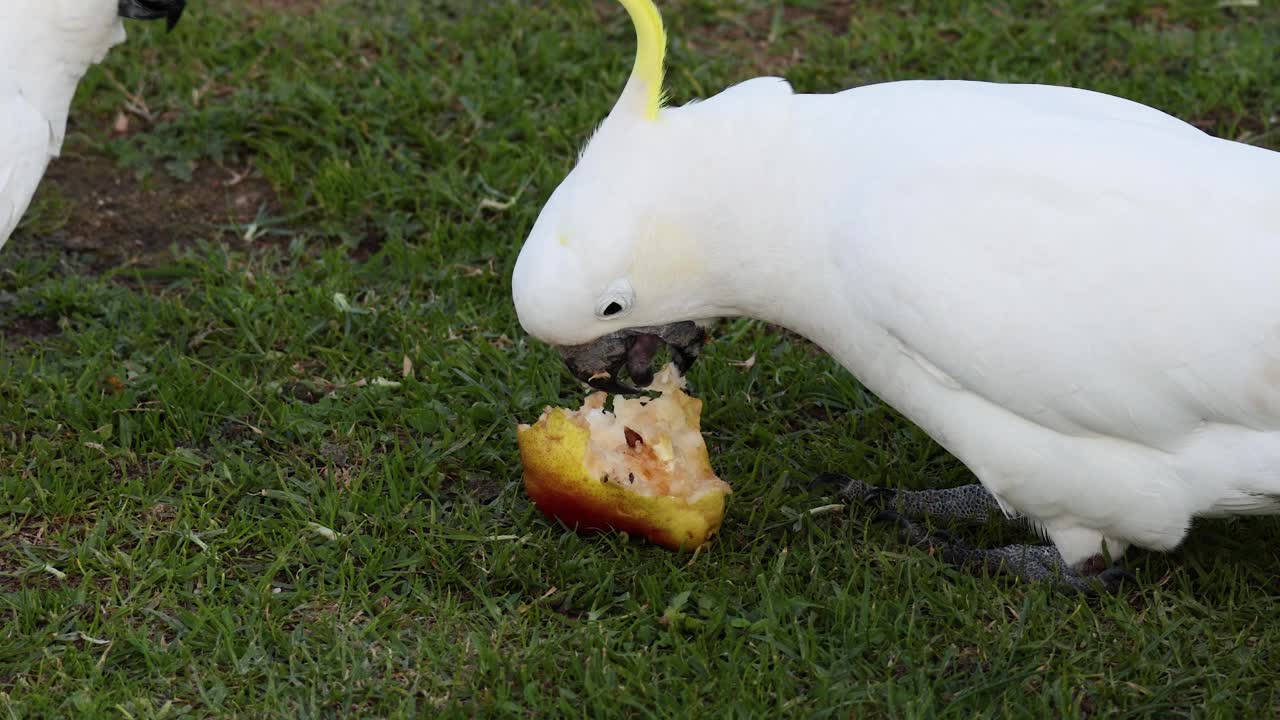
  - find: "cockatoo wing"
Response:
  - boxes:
[837,81,1280,450]
[0,92,55,250]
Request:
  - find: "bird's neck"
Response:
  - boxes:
[717,218,865,363]
[672,124,872,358]
[677,100,963,448]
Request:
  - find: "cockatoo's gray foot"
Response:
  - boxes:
[872,512,1134,594]
[810,473,1133,595]
[813,473,1006,525]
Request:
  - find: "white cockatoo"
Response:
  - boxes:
[0,0,186,251]
[511,0,1280,591]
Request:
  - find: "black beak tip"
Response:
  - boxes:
[118,0,187,30]
[586,376,641,395]
[628,366,655,389]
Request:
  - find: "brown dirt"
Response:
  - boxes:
[2,315,60,341]
[2,150,287,341]
[28,152,282,272]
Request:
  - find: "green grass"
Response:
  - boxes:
[3,0,1279,716]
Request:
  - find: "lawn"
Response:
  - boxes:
[2,0,1279,717]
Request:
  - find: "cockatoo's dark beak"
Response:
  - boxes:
[118,0,187,31]
[559,322,707,395]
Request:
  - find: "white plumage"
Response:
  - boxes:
[0,95,56,250]
[512,1,1280,571]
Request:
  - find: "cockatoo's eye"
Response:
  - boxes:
[595,279,635,320]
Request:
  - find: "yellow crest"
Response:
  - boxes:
[616,0,667,120]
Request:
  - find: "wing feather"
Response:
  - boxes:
[0,91,55,250]
[832,81,1280,450]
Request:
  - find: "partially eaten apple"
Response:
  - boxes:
[516,363,731,550]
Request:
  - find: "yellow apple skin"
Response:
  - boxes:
[516,408,727,551]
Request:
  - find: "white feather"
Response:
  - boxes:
[0,96,52,249]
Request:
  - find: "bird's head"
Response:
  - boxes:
[512,0,724,394]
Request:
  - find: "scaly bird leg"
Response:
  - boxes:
[813,473,1007,525]
[810,473,1134,595]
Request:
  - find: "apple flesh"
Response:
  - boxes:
[517,364,731,550]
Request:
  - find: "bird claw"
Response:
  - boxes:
[871,509,937,548]
[871,508,909,528]
[806,473,896,508]
[1078,565,1136,596]
[928,527,955,544]
[806,472,855,493]
[998,555,1136,597]
[861,486,898,510]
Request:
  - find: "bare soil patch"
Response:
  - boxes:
[22,152,281,272]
